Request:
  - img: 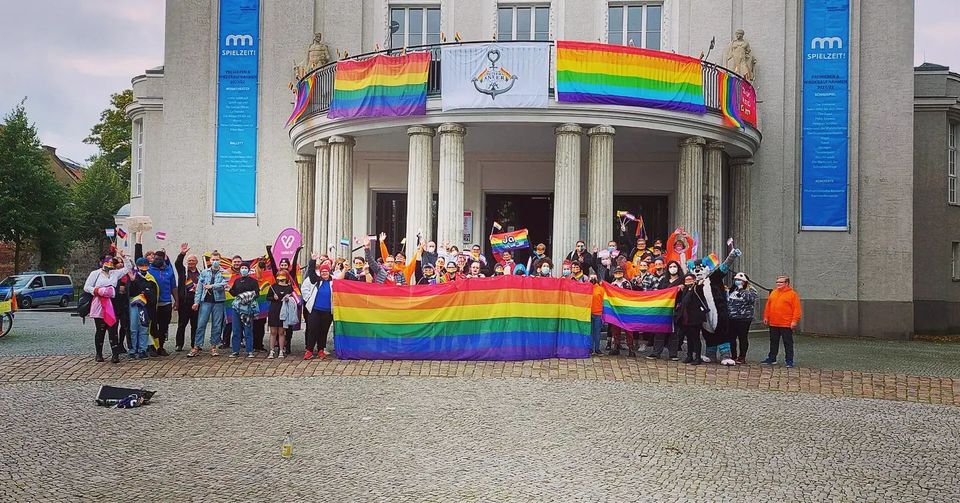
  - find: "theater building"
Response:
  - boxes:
[126,0,923,337]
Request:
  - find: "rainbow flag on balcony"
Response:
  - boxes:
[286,73,316,126]
[556,41,705,113]
[719,72,744,128]
[328,52,430,119]
[331,276,593,360]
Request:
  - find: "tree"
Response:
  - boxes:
[70,155,128,253]
[84,89,133,186]
[0,100,69,273]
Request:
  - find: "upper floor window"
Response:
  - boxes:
[608,2,662,50]
[497,5,549,41]
[950,122,957,204]
[133,119,143,198]
[390,6,440,48]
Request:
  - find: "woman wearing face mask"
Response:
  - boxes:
[535,258,554,277]
[267,271,295,358]
[83,251,131,363]
[440,262,463,283]
[665,261,684,287]
[674,273,706,365]
[560,260,573,278]
[228,263,260,358]
[727,272,757,364]
[302,254,335,359]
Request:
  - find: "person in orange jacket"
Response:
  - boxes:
[761,275,802,368]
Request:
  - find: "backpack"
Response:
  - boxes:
[76,291,93,320]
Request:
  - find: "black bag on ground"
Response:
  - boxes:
[95,385,156,407]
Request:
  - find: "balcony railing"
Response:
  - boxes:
[293,40,756,131]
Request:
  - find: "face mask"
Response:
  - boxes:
[240,267,249,276]
[608,246,616,252]
[614,275,624,281]
[138,268,149,275]
[735,280,745,288]
[685,281,695,287]
[211,259,221,268]
[668,266,678,274]
[541,266,551,274]
[102,264,112,272]
[601,258,611,266]
[562,269,571,277]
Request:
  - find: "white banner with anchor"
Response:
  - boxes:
[441,43,550,111]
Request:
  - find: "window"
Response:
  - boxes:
[390,7,440,48]
[133,119,144,198]
[29,278,42,289]
[953,242,960,280]
[44,276,71,286]
[497,5,549,41]
[950,122,957,204]
[608,3,662,50]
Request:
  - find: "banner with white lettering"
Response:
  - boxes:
[801,0,850,230]
[215,0,260,214]
[441,43,550,111]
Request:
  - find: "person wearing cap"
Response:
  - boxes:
[418,262,439,285]
[84,250,132,363]
[727,272,758,364]
[629,237,648,264]
[134,236,175,356]
[761,275,802,368]
[301,253,335,359]
[228,262,260,358]
[267,270,295,358]
[674,272,706,365]
[607,267,637,356]
[127,257,159,359]
[189,251,229,357]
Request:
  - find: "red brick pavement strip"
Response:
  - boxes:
[0,354,957,406]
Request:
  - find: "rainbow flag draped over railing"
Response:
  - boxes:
[489,228,530,254]
[332,276,593,360]
[327,52,430,119]
[556,41,705,113]
[601,284,679,333]
[719,72,744,128]
[286,73,316,126]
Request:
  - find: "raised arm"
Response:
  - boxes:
[307,255,320,284]
[378,232,389,263]
[265,245,279,275]
[365,240,383,276]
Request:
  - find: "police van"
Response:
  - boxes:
[0,272,74,308]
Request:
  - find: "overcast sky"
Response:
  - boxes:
[0,0,956,164]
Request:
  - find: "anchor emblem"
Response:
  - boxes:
[472,48,517,99]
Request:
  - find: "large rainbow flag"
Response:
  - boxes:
[602,284,679,333]
[332,276,593,360]
[286,73,316,126]
[556,41,706,113]
[719,72,744,128]
[327,52,431,119]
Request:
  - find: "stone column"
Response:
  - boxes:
[295,154,316,263]
[405,126,435,258]
[675,136,706,239]
[587,125,615,251]
[729,156,754,272]
[313,140,330,256]
[703,141,725,256]
[326,135,355,260]
[437,123,466,247]
[552,124,583,262]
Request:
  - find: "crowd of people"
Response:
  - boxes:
[82,229,802,367]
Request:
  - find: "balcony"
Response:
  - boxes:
[290,40,758,136]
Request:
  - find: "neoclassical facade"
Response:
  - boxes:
[126,0,916,337]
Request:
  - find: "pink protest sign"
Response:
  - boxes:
[271,227,302,265]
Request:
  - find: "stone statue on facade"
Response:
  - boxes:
[723,29,757,82]
[294,32,331,80]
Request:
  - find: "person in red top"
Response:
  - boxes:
[761,275,802,368]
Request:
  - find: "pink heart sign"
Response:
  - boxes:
[271,227,302,266]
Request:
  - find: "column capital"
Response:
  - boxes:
[555,123,583,136]
[679,136,706,148]
[313,139,329,149]
[704,140,725,151]
[296,154,315,166]
[729,156,755,169]
[438,123,466,136]
[586,125,616,137]
[328,135,355,146]
[407,125,436,137]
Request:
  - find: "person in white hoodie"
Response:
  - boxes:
[83,250,131,363]
[301,253,334,360]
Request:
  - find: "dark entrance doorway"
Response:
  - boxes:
[611,195,669,250]
[483,193,553,268]
[374,192,438,257]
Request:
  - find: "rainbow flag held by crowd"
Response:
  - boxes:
[602,284,679,333]
[556,41,706,113]
[286,73,316,126]
[719,72,744,128]
[328,51,431,119]
[332,276,593,360]
[489,228,530,254]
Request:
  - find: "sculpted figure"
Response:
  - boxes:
[723,29,757,81]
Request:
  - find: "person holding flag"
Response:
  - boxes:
[489,224,530,272]
[84,250,131,363]
[127,257,159,359]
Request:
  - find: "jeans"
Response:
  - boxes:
[231,309,254,354]
[590,315,603,353]
[767,326,795,363]
[728,318,752,358]
[128,305,149,355]
[194,302,224,349]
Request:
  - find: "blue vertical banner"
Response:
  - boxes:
[801,0,850,230]
[216,0,260,214]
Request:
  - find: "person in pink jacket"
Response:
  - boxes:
[83,250,131,363]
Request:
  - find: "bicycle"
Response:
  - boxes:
[0,293,15,338]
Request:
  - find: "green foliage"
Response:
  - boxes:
[0,100,70,273]
[84,89,133,185]
[69,155,128,251]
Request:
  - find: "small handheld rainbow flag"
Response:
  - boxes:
[490,229,530,254]
[703,252,720,270]
[104,228,115,238]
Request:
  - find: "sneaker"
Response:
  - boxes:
[210,348,220,357]
[187,348,202,358]
[247,352,256,358]
[317,350,327,359]
[645,354,657,360]
[228,352,239,358]
[137,352,148,360]
[760,358,777,365]
[670,356,679,361]
[267,350,276,359]
[735,356,746,364]
[785,361,794,369]
[279,350,286,358]
[303,350,313,360]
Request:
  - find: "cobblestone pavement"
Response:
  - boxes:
[4,311,960,378]
[1,376,958,502]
